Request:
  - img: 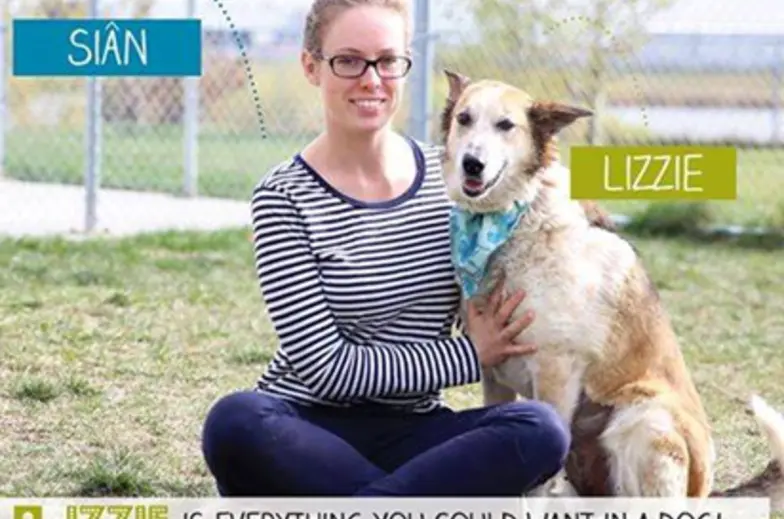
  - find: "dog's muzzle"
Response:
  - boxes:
[461,153,486,198]
[461,152,506,198]
[462,153,485,179]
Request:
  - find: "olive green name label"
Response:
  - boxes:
[569,145,737,200]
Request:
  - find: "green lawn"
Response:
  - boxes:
[4,125,311,200]
[5,124,783,229]
[0,228,782,498]
[559,146,784,230]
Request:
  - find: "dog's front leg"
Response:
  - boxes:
[481,367,517,406]
[525,354,586,498]
[534,354,585,424]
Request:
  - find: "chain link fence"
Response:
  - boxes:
[3,0,307,198]
[1,0,328,235]
[1,0,783,235]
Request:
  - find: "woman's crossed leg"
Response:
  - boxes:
[201,390,570,497]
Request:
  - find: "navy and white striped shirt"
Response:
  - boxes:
[250,136,481,413]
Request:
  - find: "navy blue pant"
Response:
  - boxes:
[201,390,570,496]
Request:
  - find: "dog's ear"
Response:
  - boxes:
[441,69,472,142]
[444,69,471,103]
[529,101,592,138]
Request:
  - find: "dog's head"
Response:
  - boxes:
[440,69,592,213]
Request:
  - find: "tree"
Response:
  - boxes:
[434,0,675,143]
[15,0,87,17]
[14,0,154,18]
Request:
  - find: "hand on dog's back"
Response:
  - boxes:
[464,275,537,367]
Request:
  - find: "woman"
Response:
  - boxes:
[201,0,570,497]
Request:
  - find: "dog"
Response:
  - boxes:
[439,68,784,508]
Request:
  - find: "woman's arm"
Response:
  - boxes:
[251,185,482,402]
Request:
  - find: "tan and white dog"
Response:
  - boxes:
[439,69,784,508]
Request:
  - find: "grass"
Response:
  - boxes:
[6,63,784,229]
[6,123,784,230]
[4,125,311,200]
[0,227,783,498]
[606,70,784,108]
[558,146,784,230]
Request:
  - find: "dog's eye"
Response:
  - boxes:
[496,118,515,131]
[456,111,472,126]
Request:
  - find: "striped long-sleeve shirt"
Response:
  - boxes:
[250,136,481,413]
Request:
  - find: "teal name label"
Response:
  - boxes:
[13,18,202,77]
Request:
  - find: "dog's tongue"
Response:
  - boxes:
[464,179,483,191]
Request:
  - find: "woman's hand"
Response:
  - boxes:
[464,276,537,368]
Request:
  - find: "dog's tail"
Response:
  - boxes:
[709,395,784,512]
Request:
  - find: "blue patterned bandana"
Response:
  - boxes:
[450,201,530,299]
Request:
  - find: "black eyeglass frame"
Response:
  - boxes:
[315,53,413,79]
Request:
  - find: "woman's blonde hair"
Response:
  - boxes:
[302,0,412,55]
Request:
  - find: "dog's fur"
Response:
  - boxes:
[439,69,784,508]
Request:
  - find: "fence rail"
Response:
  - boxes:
[2,0,783,235]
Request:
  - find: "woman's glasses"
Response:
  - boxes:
[319,54,413,79]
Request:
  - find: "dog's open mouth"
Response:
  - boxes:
[462,161,507,198]
[462,178,484,196]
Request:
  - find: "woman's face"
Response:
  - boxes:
[302,5,411,136]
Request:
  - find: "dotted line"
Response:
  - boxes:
[211,0,268,139]
[543,15,649,129]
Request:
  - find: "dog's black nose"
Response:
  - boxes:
[462,153,485,178]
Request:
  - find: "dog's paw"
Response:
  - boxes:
[529,473,575,498]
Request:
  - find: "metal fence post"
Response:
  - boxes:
[772,43,783,144]
[85,0,102,232]
[0,4,6,178]
[409,0,433,143]
[183,0,198,197]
